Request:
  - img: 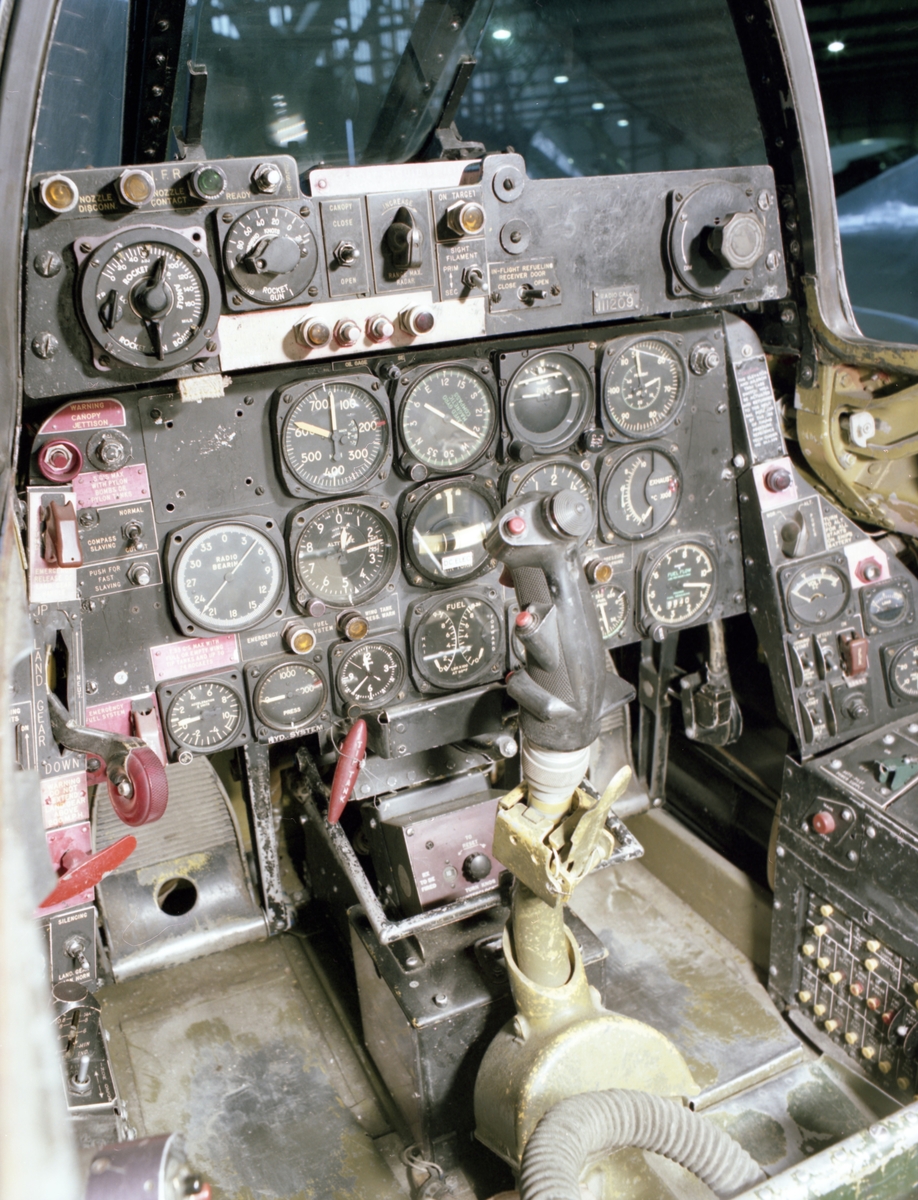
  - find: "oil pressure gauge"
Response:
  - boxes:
[78,226,220,369]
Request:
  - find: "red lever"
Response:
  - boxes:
[38,835,137,909]
[327,720,368,825]
[107,746,168,827]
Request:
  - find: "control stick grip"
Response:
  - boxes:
[485,491,627,752]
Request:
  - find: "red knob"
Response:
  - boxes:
[812,810,836,836]
[506,516,526,536]
[108,746,169,826]
[328,719,368,825]
[38,835,137,909]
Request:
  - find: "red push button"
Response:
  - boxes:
[515,610,535,629]
[812,810,836,836]
[506,516,526,536]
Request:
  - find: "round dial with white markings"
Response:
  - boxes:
[504,352,593,451]
[644,542,716,627]
[602,448,681,539]
[79,227,220,369]
[336,641,405,709]
[166,680,244,750]
[404,483,497,584]
[785,563,849,625]
[223,205,317,304]
[890,643,918,699]
[400,366,496,471]
[592,584,628,640]
[413,595,503,689]
[280,380,389,494]
[602,337,686,438]
[252,662,326,731]
[172,523,284,634]
[504,460,596,525]
[293,503,397,605]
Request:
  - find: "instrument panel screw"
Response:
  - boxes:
[34,251,62,277]
[31,332,59,359]
[433,993,449,1008]
[232,295,243,306]
[255,486,265,496]
[86,681,98,695]
[222,211,233,223]
[300,205,311,218]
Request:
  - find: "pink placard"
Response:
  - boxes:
[150,634,240,683]
[85,694,167,764]
[73,464,150,510]
[39,398,126,434]
[40,772,89,831]
[44,823,94,911]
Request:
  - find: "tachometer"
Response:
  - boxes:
[403,481,498,584]
[643,542,716,628]
[399,365,496,471]
[601,336,686,439]
[412,594,503,690]
[280,379,390,494]
[170,521,284,634]
[602,448,681,539]
[503,352,593,452]
[78,227,220,369]
[784,562,849,626]
[292,501,397,606]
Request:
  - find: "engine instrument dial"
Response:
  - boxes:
[592,585,628,640]
[223,205,318,304]
[889,642,918,699]
[785,563,849,626]
[413,595,503,690]
[335,640,406,709]
[171,522,284,634]
[404,482,497,584]
[280,380,389,494]
[79,227,220,370]
[399,366,496,471]
[166,679,245,751]
[252,661,326,731]
[292,502,397,605]
[602,337,686,438]
[644,542,716,628]
[504,460,595,527]
[865,583,909,630]
[602,448,681,539]
[504,352,593,451]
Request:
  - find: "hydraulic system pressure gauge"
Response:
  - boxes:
[503,352,594,452]
[643,542,716,629]
[784,562,849,626]
[223,205,318,304]
[601,448,681,539]
[279,379,390,495]
[888,642,918,699]
[335,640,406,710]
[592,585,628,640]
[601,336,686,439]
[412,595,503,690]
[170,521,285,635]
[78,227,220,369]
[292,501,398,606]
[399,365,497,472]
[403,481,498,585]
[251,661,326,732]
[165,678,245,751]
[504,459,596,525]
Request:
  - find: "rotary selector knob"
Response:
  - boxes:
[463,852,492,882]
[709,212,766,270]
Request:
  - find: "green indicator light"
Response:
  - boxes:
[192,166,226,199]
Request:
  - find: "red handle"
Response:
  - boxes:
[108,746,169,826]
[327,720,367,825]
[38,835,137,909]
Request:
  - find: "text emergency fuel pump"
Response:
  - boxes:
[472,490,764,1199]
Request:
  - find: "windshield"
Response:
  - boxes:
[170,0,765,176]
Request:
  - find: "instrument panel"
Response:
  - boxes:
[27,310,745,772]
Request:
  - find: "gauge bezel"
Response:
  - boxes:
[861,580,914,635]
[640,538,717,631]
[592,583,629,641]
[502,456,596,510]
[884,640,918,704]
[159,672,248,757]
[409,589,506,692]
[781,559,851,628]
[288,496,399,608]
[499,348,595,454]
[247,657,328,735]
[599,445,682,541]
[400,474,499,587]
[332,637,407,714]
[164,517,286,637]
[221,204,319,306]
[77,225,222,370]
[275,373,391,498]
[393,359,498,476]
[599,332,688,441]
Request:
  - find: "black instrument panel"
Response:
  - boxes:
[27,310,745,760]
